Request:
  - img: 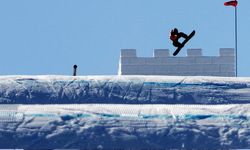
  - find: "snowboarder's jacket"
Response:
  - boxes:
[170,29,178,41]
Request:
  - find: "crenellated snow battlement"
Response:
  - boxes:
[118,48,235,77]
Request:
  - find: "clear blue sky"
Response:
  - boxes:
[0,0,249,76]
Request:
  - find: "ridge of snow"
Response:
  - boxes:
[0,75,250,104]
[0,104,249,149]
[0,75,250,148]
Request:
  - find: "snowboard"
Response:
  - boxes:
[173,30,195,56]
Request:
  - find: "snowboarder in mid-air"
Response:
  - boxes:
[170,28,195,56]
[170,28,188,48]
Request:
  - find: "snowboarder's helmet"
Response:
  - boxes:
[173,28,178,34]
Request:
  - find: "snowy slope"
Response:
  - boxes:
[0,104,249,149]
[0,75,250,149]
[0,75,250,104]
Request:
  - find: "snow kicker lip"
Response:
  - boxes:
[0,104,249,149]
[23,113,250,121]
[1,75,250,104]
[0,104,249,122]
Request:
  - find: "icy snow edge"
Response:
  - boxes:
[0,75,250,104]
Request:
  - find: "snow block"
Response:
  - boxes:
[187,49,202,57]
[220,48,235,56]
[195,56,213,64]
[129,57,147,65]
[138,66,155,74]
[145,58,161,65]
[119,48,235,77]
[161,57,180,65]
[179,57,196,64]
[203,64,220,72]
[154,49,170,57]
[120,49,137,57]
[220,64,235,72]
[120,57,131,65]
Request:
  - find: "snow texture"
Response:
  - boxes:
[0,104,249,149]
[0,75,250,104]
[0,75,249,149]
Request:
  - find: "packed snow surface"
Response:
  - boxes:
[0,75,250,149]
[1,75,250,104]
[0,104,249,149]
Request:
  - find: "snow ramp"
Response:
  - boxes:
[0,75,250,149]
[0,75,250,104]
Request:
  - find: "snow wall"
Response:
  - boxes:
[1,75,250,104]
[0,75,249,149]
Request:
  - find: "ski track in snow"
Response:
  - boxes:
[0,75,249,148]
